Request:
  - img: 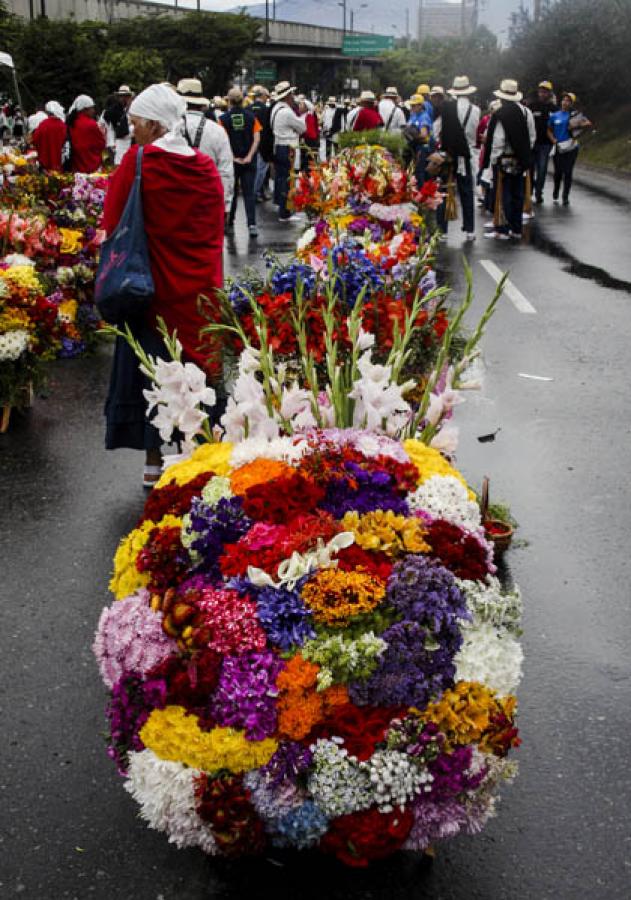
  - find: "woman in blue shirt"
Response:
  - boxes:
[547,92,592,205]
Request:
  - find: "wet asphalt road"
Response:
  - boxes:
[2,172,631,900]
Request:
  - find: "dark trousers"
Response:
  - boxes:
[414,144,430,188]
[532,142,552,199]
[300,139,320,172]
[499,171,525,235]
[274,144,293,217]
[437,161,474,234]
[229,162,256,227]
[552,147,579,200]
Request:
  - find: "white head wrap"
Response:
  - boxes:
[129,84,186,133]
[68,94,95,114]
[45,101,65,120]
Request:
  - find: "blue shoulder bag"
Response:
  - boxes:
[95,147,154,324]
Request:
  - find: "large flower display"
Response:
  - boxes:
[0,169,108,421]
[95,435,521,865]
[94,144,520,865]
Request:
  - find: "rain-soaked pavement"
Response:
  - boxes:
[2,171,631,900]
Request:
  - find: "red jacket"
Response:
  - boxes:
[102,144,224,377]
[304,112,319,142]
[33,115,67,172]
[353,106,383,132]
[69,112,105,173]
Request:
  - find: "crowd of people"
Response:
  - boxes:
[1,76,592,479]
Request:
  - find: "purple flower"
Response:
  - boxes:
[186,495,251,579]
[212,651,285,740]
[429,745,488,800]
[260,741,314,788]
[252,582,316,650]
[106,674,167,774]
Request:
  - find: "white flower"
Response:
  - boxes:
[142,357,215,449]
[365,750,433,813]
[229,436,309,468]
[457,576,523,635]
[408,475,482,532]
[0,328,29,361]
[349,349,412,435]
[308,740,373,817]
[125,750,217,854]
[430,424,460,454]
[247,531,355,589]
[454,622,523,695]
[296,226,316,251]
[4,253,34,267]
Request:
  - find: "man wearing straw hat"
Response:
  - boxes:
[435,76,480,242]
[270,81,306,221]
[379,87,406,132]
[484,79,535,240]
[177,78,234,217]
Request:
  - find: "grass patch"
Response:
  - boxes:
[338,128,407,161]
[579,104,631,173]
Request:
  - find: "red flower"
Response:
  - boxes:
[424,519,492,582]
[136,525,188,593]
[311,702,405,761]
[321,805,413,866]
[335,545,394,582]
[137,472,215,526]
[241,471,325,524]
[146,649,221,729]
[195,773,266,857]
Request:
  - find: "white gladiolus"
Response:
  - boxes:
[142,353,216,451]
[247,531,355,589]
[349,349,413,435]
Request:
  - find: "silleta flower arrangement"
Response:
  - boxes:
[95,145,520,865]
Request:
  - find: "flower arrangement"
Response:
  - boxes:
[95,433,521,864]
[95,145,520,865]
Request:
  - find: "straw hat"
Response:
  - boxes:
[448,75,476,96]
[429,85,445,96]
[212,95,227,109]
[494,79,523,102]
[326,95,337,104]
[359,89,376,103]
[251,84,269,98]
[117,85,133,96]
[383,86,399,98]
[177,78,210,108]
[274,80,296,101]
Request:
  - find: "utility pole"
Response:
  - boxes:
[338,0,347,36]
[417,0,423,43]
[405,7,410,45]
[350,8,354,32]
[265,0,270,41]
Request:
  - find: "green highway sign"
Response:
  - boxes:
[253,64,277,82]
[342,34,395,56]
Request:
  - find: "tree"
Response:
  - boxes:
[100,48,165,96]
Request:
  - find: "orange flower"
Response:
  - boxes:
[230,458,294,496]
[301,568,386,627]
[277,654,349,739]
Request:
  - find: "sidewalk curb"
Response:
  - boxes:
[575,161,631,181]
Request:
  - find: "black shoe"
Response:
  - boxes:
[562,197,570,206]
[225,220,235,233]
[535,195,543,204]
[552,191,559,202]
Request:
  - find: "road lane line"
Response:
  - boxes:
[479,259,537,315]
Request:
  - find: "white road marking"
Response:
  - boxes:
[518,373,553,381]
[479,259,537,315]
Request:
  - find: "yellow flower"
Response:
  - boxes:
[0,265,42,295]
[59,228,84,255]
[342,509,430,557]
[301,568,386,626]
[0,309,31,331]
[419,680,518,754]
[403,439,474,497]
[140,706,277,772]
[58,299,78,323]
[155,442,232,488]
[109,514,182,599]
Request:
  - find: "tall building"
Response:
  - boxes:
[417,0,478,40]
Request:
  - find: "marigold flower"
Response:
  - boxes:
[301,568,386,626]
[230,458,294,495]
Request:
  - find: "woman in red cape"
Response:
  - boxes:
[67,95,106,174]
[102,83,225,487]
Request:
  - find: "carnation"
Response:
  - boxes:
[408,475,482,533]
[93,589,176,688]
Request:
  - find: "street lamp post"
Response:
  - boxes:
[338,0,347,35]
[349,3,368,33]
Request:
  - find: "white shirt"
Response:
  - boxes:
[490,103,536,165]
[378,98,406,132]
[345,107,360,131]
[322,105,336,135]
[271,102,306,149]
[28,111,47,133]
[183,111,234,209]
[433,97,480,176]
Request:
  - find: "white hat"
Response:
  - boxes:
[383,86,399,97]
[45,100,65,120]
[448,75,476,96]
[359,89,376,102]
[429,85,445,96]
[274,80,296,101]
[117,85,133,96]
[176,78,210,108]
[494,79,523,102]
[69,94,95,114]
[327,95,337,104]
[129,84,186,132]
